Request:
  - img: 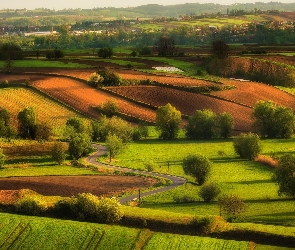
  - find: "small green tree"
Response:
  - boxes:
[0,148,6,168]
[51,142,67,165]
[212,40,229,59]
[218,112,234,138]
[105,134,124,162]
[233,133,262,160]
[182,154,212,185]
[199,182,221,202]
[68,133,92,160]
[274,154,295,198]
[17,107,37,139]
[98,69,121,86]
[219,195,246,221]
[99,99,119,117]
[35,122,52,142]
[0,108,10,126]
[66,117,86,134]
[98,47,113,58]
[156,103,182,140]
[185,109,218,139]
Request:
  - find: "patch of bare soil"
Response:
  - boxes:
[0,176,157,201]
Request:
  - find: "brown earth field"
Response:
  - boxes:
[0,175,156,202]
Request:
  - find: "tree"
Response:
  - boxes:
[105,134,124,162]
[98,69,121,86]
[252,100,295,138]
[98,47,113,58]
[0,43,23,60]
[182,154,212,185]
[87,72,104,88]
[212,40,229,59]
[219,195,246,221]
[66,117,86,134]
[68,133,92,159]
[157,36,176,56]
[0,108,10,126]
[156,103,182,140]
[218,112,234,138]
[100,116,133,143]
[35,122,52,142]
[274,154,295,198]
[51,142,67,165]
[17,107,37,139]
[99,99,119,117]
[199,182,221,202]
[233,133,262,160]
[0,148,6,168]
[185,109,218,139]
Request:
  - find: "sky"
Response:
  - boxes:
[1,1,295,10]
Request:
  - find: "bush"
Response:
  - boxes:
[15,197,46,216]
[51,142,67,165]
[199,183,221,202]
[182,154,212,185]
[87,72,103,88]
[233,133,262,160]
[98,69,122,86]
[219,194,246,222]
[1,80,9,88]
[99,99,118,117]
[144,160,156,172]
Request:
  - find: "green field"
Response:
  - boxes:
[0,212,252,250]
[0,60,92,68]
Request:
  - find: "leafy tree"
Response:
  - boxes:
[66,117,86,134]
[51,141,67,165]
[218,112,234,138]
[212,40,229,59]
[45,49,64,59]
[233,133,262,160]
[99,99,119,117]
[274,154,295,198]
[219,195,246,221]
[88,72,104,88]
[186,109,218,139]
[139,46,152,56]
[156,103,182,140]
[98,47,113,58]
[157,36,176,56]
[0,43,23,60]
[35,122,52,142]
[252,100,295,138]
[182,154,212,185]
[0,148,6,168]
[100,116,133,143]
[138,122,149,139]
[105,134,124,162]
[68,133,92,159]
[199,182,221,202]
[98,69,121,86]
[17,107,37,139]
[0,108,10,126]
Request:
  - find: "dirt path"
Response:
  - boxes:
[85,144,186,204]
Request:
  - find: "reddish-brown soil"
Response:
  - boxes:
[0,176,156,201]
[107,85,253,132]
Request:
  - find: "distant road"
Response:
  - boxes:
[85,144,186,204]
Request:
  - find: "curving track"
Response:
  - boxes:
[85,144,186,204]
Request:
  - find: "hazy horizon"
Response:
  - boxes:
[1,0,295,10]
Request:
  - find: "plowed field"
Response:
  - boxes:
[107,86,253,132]
[0,175,156,201]
[32,77,156,122]
[213,79,295,109]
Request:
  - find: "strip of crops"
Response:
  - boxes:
[0,87,85,128]
[213,79,295,110]
[107,85,253,132]
[0,213,252,250]
[144,233,250,250]
[32,77,156,123]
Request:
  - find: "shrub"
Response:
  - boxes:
[199,183,221,202]
[51,142,67,165]
[88,72,104,88]
[15,197,46,216]
[182,154,212,185]
[144,160,156,172]
[1,80,9,88]
[99,99,118,117]
[233,133,262,160]
[191,216,228,234]
[219,194,246,222]
[99,69,121,86]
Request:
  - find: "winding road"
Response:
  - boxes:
[85,144,186,204]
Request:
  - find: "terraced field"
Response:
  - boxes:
[32,76,156,123]
[107,85,253,132]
